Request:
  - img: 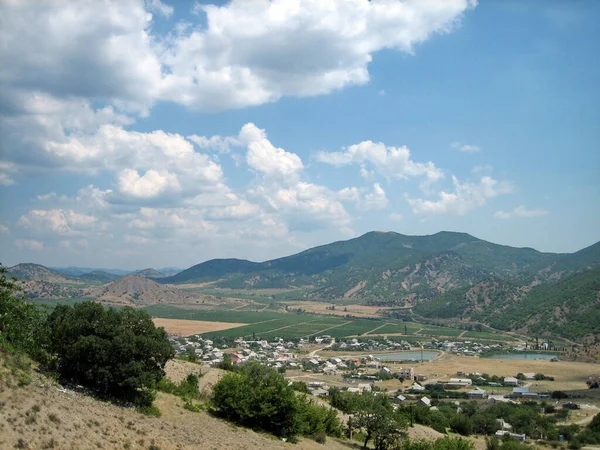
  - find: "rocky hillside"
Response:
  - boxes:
[133,268,168,278]
[159,231,600,304]
[89,276,198,305]
[7,263,80,283]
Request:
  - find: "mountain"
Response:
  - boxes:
[77,270,122,283]
[160,258,261,284]
[416,267,600,341]
[52,266,132,276]
[89,276,198,305]
[132,268,167,278]
[8,263,78,283]
[157,267,183,276]
[160,231,596,301]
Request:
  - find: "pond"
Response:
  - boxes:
[369,351,440,361]
[490,353,558,360]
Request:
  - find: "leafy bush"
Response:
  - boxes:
[211,362,341,441]
[46,302,174,406]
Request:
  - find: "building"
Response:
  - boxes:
[467,387,487,399]
[420,396,431,407]
[398,367,415,379]
[511,387,530,397]
[447,378,472,387]
[503,376,519,386]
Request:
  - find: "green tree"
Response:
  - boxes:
[46,302,174,406]
[352,393,408,450]
[211,362,301,439]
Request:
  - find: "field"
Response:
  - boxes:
[152,318,247,336]
[143,305,520,343]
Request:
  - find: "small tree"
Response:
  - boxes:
[352,393,408,450]
[46,302,174,406]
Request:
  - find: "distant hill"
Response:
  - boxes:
[133,268,167,278]
[8,263,78,283]
[51,266,132,276]
[158,231,596,301]
[77,270,122,283]
[89,276,198,306]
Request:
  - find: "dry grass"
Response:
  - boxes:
[282,301,391,318]
[0,360,357,450]
[152,318,247,336]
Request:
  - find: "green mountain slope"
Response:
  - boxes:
[161,231,596,303]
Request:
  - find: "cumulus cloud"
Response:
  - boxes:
[451,141,481,153]
[241,124,304,179]
[316,140,444,185]
[117,169,181,199]
[0,224,9,234]
[493,206,549,219]
[15,239,44,251]
[407,176,513,215]
[17,209,98,237]
[0,0,475,113]
[338,183,389,210]
[389,213,404,222]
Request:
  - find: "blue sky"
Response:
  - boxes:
[0,0,598,270]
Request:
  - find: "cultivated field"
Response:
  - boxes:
[282,301,393,318]
[152,318,247,336]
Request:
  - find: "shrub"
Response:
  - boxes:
[138,405,161,417]
[46,302,175,406]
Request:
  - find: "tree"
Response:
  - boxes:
[352,393,408,450]
[211,362,301,439]
[46,302,174,406]
[0,265,46,359]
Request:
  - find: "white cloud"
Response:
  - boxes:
[0,0,476,113]
[17,209,97,236]
[408,176,513,215]
[146,0,173,18]
[316,140,444,185]
[493,205,549,219]
[16,239,44,251]
[160,0,476,111]
[451,141,481,153]
[0,224,9,234]
[338,183,388,210]
[117,169,181,199]
[241,123,304,179]
[0,1,162,112]
[187,134,241,154]
[389,213,403,222]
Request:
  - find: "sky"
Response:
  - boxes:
[0,0,599,270]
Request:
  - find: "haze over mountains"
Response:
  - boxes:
[6,231,600,341]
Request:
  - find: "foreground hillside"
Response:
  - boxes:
[0,357,353,450]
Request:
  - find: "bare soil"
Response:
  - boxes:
[282,301,391,318]
[153,318,247,336]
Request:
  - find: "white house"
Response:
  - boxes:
[399,367,415,379]
[504,376,519,386]
[420,396,431,407]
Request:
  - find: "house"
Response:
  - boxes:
[511,387,529,397]
[398,367,415,379]
[347,387,361,393]
[503,377,519,386]
[448,378,472,387]
[410,383,426,392]
[380,367,392,376]
[394,395,406,404]
[467,388,487,399]
[416,374,428,381]
[357,383,372,393]
[420,396,431,407]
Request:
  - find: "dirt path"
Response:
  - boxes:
[363,322,392,336]
[458,330,467,338]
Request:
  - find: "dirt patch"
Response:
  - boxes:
[283,301,391,318]
[153,318,247,336]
